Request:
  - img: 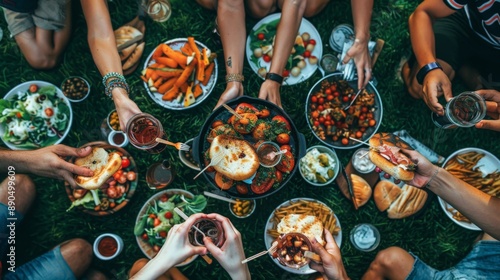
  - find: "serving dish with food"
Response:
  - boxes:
[134,189,207,265]
[264,198,341,274]
[0,81,72,150]
[306,73,383,149]
[299,145,340,186]
[438,148,500,231]
[141,37,218,110]
[246,13,322,85]
[65,142,138,216]
[61,76,90,102]
[193,96,306,199]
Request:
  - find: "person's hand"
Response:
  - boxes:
[214,82,244,110]
[154,213,208,265]
[475,89,500,131]
[402,149,439,188]
[204,213,250,280]
[258,80,282,108]
[309,229,349,280]
[342,40,372,90]
[111,88,142,130]
[24,145,94,187]
[421,69,453,115]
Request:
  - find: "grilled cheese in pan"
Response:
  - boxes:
[277,214,325,245]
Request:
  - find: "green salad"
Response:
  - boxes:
[0,84,70,149]
[134,193,207,253]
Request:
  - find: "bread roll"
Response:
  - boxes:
[209,135,260,181]
[123,42,145,71]
[368,132,415,181]
[119,43,137,62]
[277,214,325,245]
[387,185,427,219]
[114,26,143,51]
[351,174,372,209]
[74,147,122,190]
[373,180,402,212]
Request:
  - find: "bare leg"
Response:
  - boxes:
[14,1,72,69]
[362,246,415,280]
[59,238,93,278]
[0,174,35,215]
[402,58,455,100]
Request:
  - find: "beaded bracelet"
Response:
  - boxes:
[425,168,440,188]
[225,73,244,83]
[105,80,129,99]
[102,72,125,87]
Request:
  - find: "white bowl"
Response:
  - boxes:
[93,233,124,260]
[61,76,90,102]
[178,138,200,171]
[0,81,73,150]
[299,145,340,186]
[108,130,129,147]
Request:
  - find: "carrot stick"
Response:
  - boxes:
[154,57,178,68]
[140,75,148,83]
[151,71,160,82]
[145,68,154,80]
[157,78,177,94]
[180,43,193,55]
[174,59,197,88]
[152,44,165,59]
[187,37,204,82]
[162,86,179,101]
[193,84,203,98]
[202,62,215,86]
[155,69,183,78]
[162,44,188,67]
[154,78,164,88]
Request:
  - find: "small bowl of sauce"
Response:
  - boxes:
[108,130,129,148]
[93,233,124,260]
[352,148,376,174]
[257,141,281,168]
[350,223,380,252]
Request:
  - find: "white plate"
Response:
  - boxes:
[142,38,218,110]
[0,81,73,150]
[246,13,323,85]
[438,147,500,231]
[264,198,342,275]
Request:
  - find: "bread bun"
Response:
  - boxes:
[209,135,260,181]
[368,133,415,181]
[374,180,427,219]
[277,214,325,245]
[120,43,137,62]
[373,180,402,212]
[114,26,143,51]
[123,42,145,71]
[74,147,122,190]
[351,174,372,209]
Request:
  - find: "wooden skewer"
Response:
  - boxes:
[203,191,238,204]
[241,241,278,264]
[349,137,378,150]
[222,104,243,119]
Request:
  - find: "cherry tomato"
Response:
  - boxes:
[282,69,290,77]
[314,121,320,127]
[44,108,54,117]
[149,213,156,219]
[142,233,149,241]
[325,88,332,95]
[332,135,339,141]
[109,202,116,208]
[311,96,318,103]
[164,211,173,219]
[276,151,295,174]
[303,40,309,46]
[257,33,265,40]
[330,84,337,91]
[160,194,168,202]
[341,138,349,145]
[303,50,311,58]
[360,127,367,132]
[159,231,168,238]
[317,105,324,111]
[359,115,366,121]
[327,95,334,101]
[324,121,331,126]
[311,110,320,119]
[280,145,292,152]
[361,106,368,113]
[272,115,291,130]
[342,96,349,103]
[326,115,332,121]
[154,218,161,227]
[309,39,317,45]
[16,112,22,118]
[276,133,290,145]
[112,170,124,181]
[333,91,340,97]
[275,170,283,183]
[121,158,130,169]
[355,131,363,138]
[263,54,271,62]
[319,117,325,124]
[318,97,325,105]
[29,84,38,93]
[369,119,377,127]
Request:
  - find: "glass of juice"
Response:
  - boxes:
[126,113,167,153]
[431,91,487,129]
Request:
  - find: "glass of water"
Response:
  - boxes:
[431,91,487,129]
[142,0,172,22]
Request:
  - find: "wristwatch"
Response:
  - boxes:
[265,72,283,85]
[416,62,442,84]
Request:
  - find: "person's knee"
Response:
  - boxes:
[247,0,274,18]
[60,238,92,277]
[0,174,35,215]
[26,55,59,70]
[372,247,408,270]
[303,0,329,17]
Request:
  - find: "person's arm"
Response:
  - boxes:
[405,149,500,240]
[80,0,141,130]
[310,229,350,280]
[0,145,93,187]
[204,213,251,280]
[475,89,500,131]
[130,213,208,280]
[409,0,457,114]
[343,0,373,90]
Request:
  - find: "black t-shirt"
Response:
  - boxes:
[0,0,38,13]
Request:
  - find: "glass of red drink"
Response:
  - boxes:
[188,218,224,248]
[126,113,167,153]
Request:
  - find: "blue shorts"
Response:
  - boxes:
[0,203,75,280]
[407,241,500,280]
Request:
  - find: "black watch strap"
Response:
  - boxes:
[265,72,284,85]
[416,62,442,85]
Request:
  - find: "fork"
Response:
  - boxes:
[193,152,225,180]
[155,138,190,151]
[342,87,364,110]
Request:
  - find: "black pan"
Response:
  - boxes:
[193,96,306,199]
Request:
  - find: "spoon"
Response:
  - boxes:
[264,149,287,161]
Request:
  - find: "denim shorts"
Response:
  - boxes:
[407,241,500,280]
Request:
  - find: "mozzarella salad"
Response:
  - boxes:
[300,148,337,183]
[0,85,70,148]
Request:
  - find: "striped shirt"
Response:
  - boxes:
[444,0,500,49]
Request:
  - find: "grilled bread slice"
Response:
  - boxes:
[209,135,259,181]
[277,214,325,245]
[74,147,122,190]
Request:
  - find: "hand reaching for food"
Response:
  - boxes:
[343,40,372,90]
[258,80,282,108]
[474,89,500,131]
[402,149,439,188]
[309,229,350,280]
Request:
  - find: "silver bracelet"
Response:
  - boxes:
[425,168,440,188]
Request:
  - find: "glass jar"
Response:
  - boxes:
[126,113,166,154]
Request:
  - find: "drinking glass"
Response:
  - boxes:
[146,160,175,190]
[142,0,172,22]
[431,91,487,129]
[126,113,167,153]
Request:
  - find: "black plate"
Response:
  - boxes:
[193,96,306,199]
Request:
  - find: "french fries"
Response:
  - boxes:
[142,37,217,107]
[267,200,341,239]
[444,151,500,222]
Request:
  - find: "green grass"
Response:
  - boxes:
[1,0,499,279]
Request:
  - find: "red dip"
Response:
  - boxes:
[98,237,118,257]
